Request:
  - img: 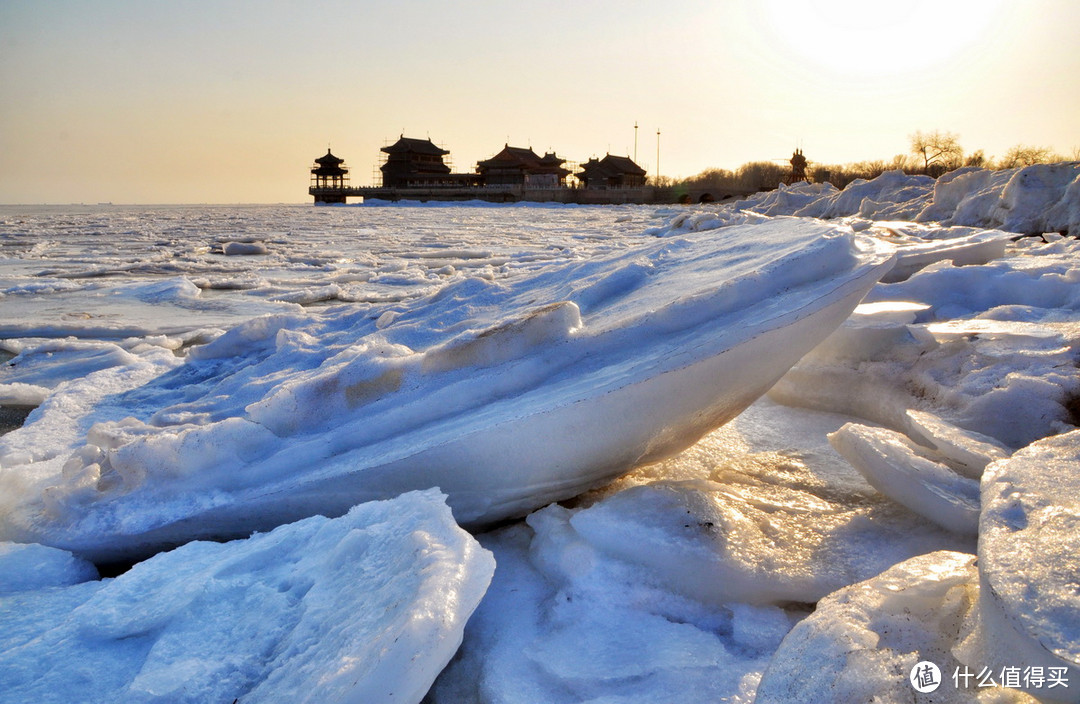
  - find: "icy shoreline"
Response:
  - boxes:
[2,164,1079,702]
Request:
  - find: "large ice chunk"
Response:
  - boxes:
[2,220,894,562]
[773,245,1080,448]
[561,462,970,606]
[904,409,1009,478]
[0,489,494,704]
[956,430,1080,701]
[755,551,1036,702]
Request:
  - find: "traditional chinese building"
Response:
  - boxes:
[310,149,350,203]
[785,148,809,185]
[379,136,480,188]
[476,145,571,188]
[576,154,647,188]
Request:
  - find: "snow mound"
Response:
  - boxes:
[728,171,935,222]
[0,489,494,704]
[719,164,1080,236]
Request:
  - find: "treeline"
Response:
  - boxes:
[673,131,1079,194]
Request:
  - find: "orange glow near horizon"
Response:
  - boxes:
[0,0,1076,204]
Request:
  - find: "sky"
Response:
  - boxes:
[1,0,1077,204]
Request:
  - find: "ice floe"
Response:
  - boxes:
[1,219,893,562]
[957,430,1080,701]
[0,489,493,704]
[755,551,1038,703]
[829,423,981,535]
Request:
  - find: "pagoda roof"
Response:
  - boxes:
[477,145,569,174]
[314,149,346,166]
[578,154,647,178]
[381,136,449,156]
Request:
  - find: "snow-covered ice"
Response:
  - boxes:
[754,551,1038,703]
[1,217,893,562]
[2,165,1079,702]
[0,489,493,704]
[957,430,1080,702]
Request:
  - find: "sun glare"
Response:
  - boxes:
[758,0,1006,80]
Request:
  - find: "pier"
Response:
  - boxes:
[309,184,660,205]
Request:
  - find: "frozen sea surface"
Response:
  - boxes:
[2,169,1079,703]
[0,203,653,341]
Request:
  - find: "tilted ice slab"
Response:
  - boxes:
[880,229,1012,283]
[755,551,1036,703]
[1,220,893,562]
[956,430,1080,702]
[0,489,494,704]
[828,423,981,535]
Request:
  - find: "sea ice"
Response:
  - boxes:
[724,164,1080,236]
[1,219,894,562]
[0,489,494,704]
[902,409,1010,479]
[426,518,773,704]
[754,551,1036,703]
[0,541,97,593]
[428,396,972,703]
[772,247,1080,448]
[828,423,980,535]
[956,430,1080,701]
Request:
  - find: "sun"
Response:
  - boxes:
[757,0,1006,80]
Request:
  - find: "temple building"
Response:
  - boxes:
[379,136,479,188]
[577,154,648,188]
[476,145,571,188]
[310,149,349,203]
[785,148,809,185]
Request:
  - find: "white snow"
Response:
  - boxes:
[728,163,1080,235]
[0,489,494,704]
[0,541,98,593]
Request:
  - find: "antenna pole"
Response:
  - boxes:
[656,129,661,183]
[634,121,638,162]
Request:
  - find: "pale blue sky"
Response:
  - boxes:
[2,0,1077,203]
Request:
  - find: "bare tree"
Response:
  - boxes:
[998,144,1061,169]
[910,130,964,175]
[964,150,988,168]
[735,161,786,192]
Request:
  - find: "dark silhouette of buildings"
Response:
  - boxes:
[310,149,349,203]
[379,136,481,188]
[308,136,668,203]
[476,145,571,188]
[577,154,648,188]
[786,148,809,185]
